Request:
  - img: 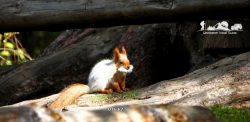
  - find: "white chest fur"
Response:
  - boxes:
[87,59,117,92]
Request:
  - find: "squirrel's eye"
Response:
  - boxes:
[120,61,123,64]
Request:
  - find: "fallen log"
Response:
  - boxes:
[0,0,249,30]
[5,52,250,110]
[0,104,218,122]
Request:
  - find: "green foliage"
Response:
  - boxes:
[210,105,250,122]
[0,32,32,66]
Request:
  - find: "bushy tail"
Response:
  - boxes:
[49,83,90,109]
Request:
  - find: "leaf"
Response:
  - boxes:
[1,50,10,57]
[4,42,15,49]
[16,49,26,60]
[0,34,2,46]
[4,32,13,40]
[0,34,2,40]
[16,49,24,55]
[19,54,25,60]
[5,60,12,65]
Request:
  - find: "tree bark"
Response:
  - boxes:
[0,0,249,31]
[0,104,218,122]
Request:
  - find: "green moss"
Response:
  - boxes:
[122,90,139,99]
[91,94,110,102]
[90,90,139,103]
[210,105,250,122]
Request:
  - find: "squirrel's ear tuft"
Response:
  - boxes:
[113,47,120,63]
[121,46,127,55]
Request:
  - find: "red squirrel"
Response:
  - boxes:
[49,46,133,109]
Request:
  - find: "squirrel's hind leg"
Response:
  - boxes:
[96,89,113,94]
[112,82,123,93]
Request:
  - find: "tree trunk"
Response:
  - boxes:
[0,0,249,31]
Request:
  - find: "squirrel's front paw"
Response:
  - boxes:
[116,89,123,93]
[122,88,129,92]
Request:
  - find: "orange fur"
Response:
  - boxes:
[120,46,130,69]
[113,72,128,92]
[96,89,113,94]
[112,46,130,91]
[121,46,127,55]
[120,74,128,91]
[113,47,120,66]
[49,84,89,109]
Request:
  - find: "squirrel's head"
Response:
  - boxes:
[113,46,133,73]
